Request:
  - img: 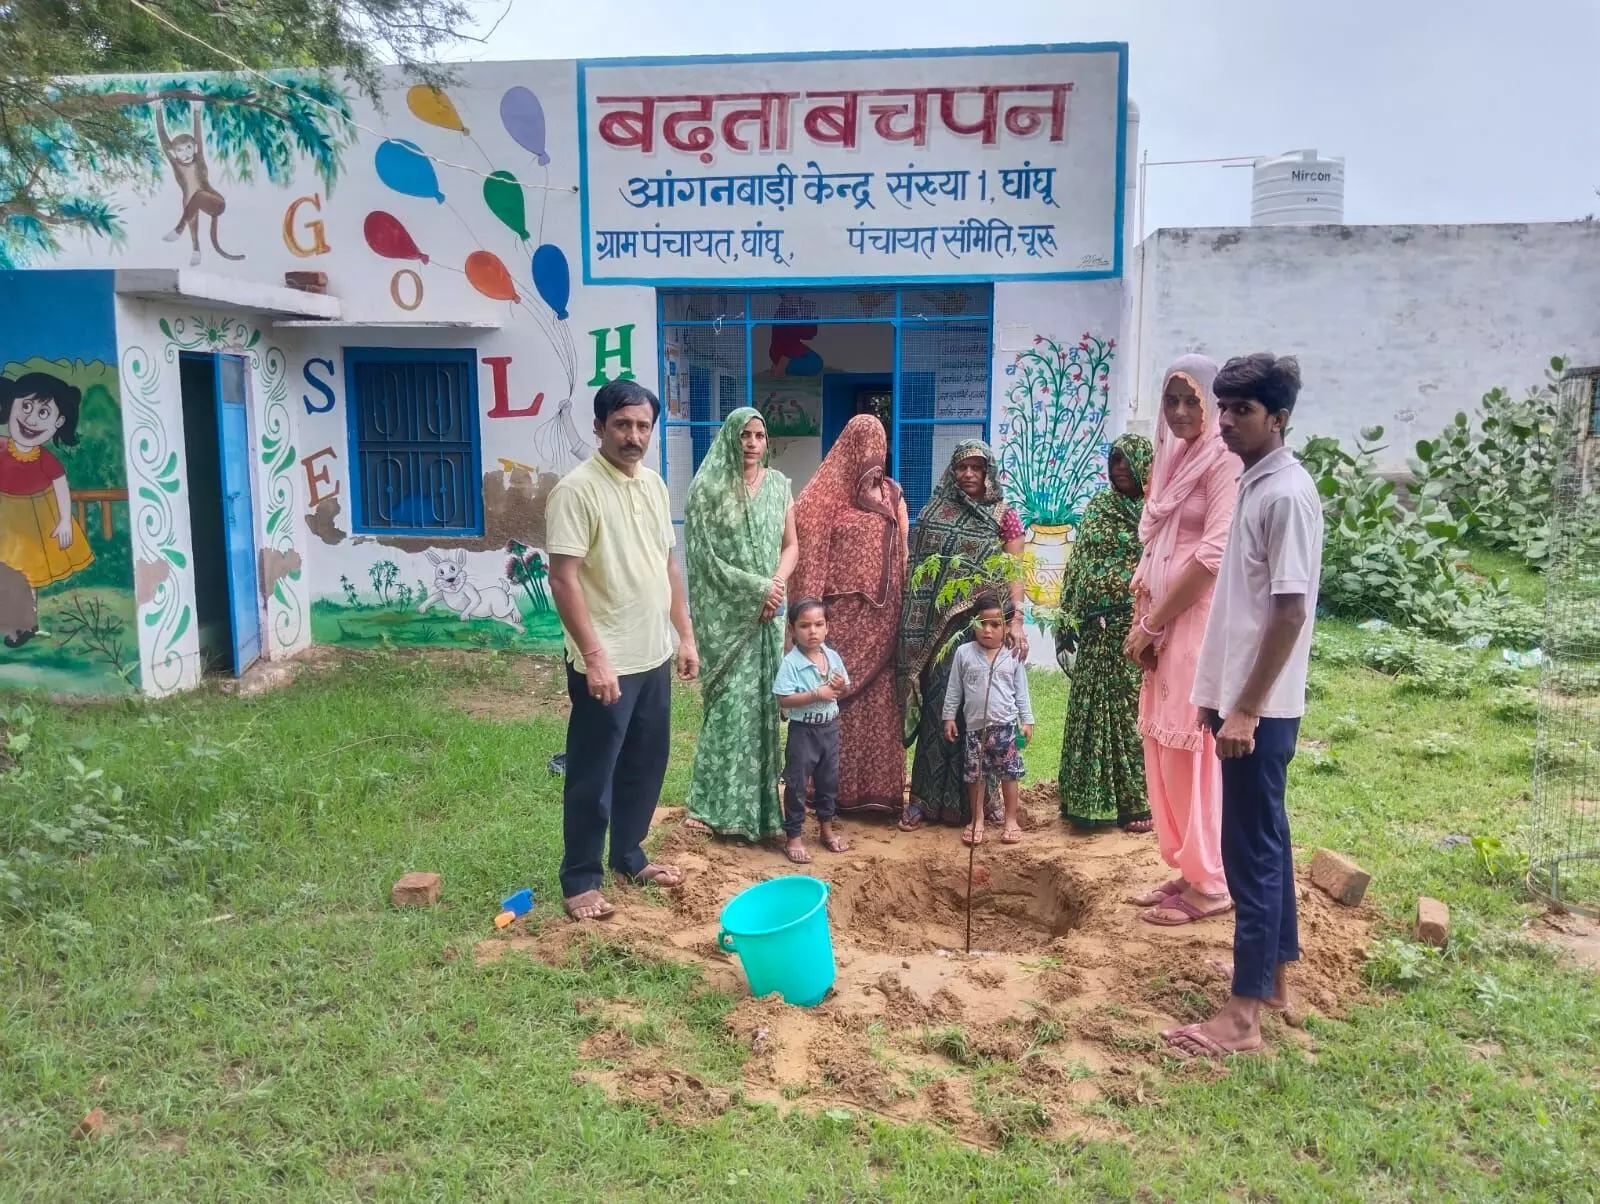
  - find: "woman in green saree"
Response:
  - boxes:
[683,409,798,840]
[1055,433,1154,832]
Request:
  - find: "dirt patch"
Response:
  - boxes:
[447,655,568,722]
[579,1065,735,1121]
[1531,910,1600,973]
[484,794,1376,1145]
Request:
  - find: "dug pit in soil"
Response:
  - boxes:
[831,853,1090,954]
[483,786,1377,1144]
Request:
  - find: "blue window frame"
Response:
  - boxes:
[344,347,483,537]
[657,286,993,521]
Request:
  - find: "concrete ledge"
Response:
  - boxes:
[114,269,341,320]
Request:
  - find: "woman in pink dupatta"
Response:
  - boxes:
[1123,354,1241,926]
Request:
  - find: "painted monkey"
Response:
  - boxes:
[157,104,244,265]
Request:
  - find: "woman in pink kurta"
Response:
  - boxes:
[1123,355,1241,926]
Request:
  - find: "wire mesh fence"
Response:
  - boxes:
[1529,365,1600,915]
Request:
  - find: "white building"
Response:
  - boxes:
[1,44,1131,695]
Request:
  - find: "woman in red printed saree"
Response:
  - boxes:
[791,415,909,814]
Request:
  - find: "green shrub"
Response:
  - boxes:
[1411,358,1564,571]
[1299,428,1538,645]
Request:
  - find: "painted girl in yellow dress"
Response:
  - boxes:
[0,373,94,646]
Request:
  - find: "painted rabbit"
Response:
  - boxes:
[419,549,524,633]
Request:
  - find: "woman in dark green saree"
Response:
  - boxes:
[1055,434,1154,832]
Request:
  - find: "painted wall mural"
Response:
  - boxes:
[1,271,137,695]
[358,81,587,481]
[998,332,1115,606]
[121,339,193,695]
[754,372,822,437]
[308,542,562,654]
[2,74,352,270]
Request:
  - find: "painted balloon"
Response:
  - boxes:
[363,211,428,264]
[465,250,519,302]
[530,244,570,319]
[406,84,469,134]
[500,87,550,165]
[483,171,529,240]
[375,138,444,202]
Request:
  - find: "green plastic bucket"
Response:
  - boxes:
[717,875,835,1007]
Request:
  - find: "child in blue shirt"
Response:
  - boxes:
[772,597,851,865]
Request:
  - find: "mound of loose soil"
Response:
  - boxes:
[481,782,1375,1144]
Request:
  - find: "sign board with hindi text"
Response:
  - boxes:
[576,44,1128,287]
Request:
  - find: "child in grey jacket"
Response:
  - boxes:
[942,595,1034,846]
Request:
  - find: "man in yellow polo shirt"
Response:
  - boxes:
[546,380,699,921]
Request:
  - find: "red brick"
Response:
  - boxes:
[1309,849,1371,906]
[390,871,441,907]
[1414,896,1450,947]
[284,270,328,294]
[70,1109,107,1141]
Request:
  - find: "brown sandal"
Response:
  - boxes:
[563,890,615,922]
[820,833,850,854]
[784,840,812,864]
[624,863,685,889]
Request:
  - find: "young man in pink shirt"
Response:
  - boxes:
[1165,353,1325,1059]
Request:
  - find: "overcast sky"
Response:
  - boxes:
[472,0,1600,236]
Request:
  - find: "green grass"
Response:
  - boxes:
[1460,541,1546,605]
[2,579,1598,1200]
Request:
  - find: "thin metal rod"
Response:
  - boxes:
[1132,151,1265,414]
[965,835,975,955]
[1142,154,1262,166]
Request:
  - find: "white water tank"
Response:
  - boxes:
[1251,149,1345,226]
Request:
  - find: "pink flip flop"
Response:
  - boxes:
[1141,895,1234,927]
[1127,880,1184,907]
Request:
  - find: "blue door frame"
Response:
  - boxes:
[184,351,261,675]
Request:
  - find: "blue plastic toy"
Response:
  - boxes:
[495,888,533,929]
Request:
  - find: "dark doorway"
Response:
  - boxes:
[822,373,894,477]
[179,352,260,675]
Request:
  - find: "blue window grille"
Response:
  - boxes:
[344,348,482,536]
[658,286,992,520]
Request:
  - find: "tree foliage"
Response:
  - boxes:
[0,0,479,265]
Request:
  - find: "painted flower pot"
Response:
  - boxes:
[1024,523,1076,607]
